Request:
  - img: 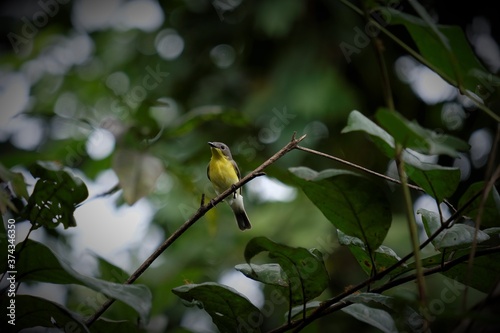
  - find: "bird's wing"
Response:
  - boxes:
[231,159,242,195]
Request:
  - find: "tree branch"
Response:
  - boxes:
[84,133,307,326]
[296,145,422,191]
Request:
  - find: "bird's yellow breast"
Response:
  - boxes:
[208,155,239,194]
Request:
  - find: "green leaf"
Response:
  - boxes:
[289,167,391,251]
[458,182,500,227]
[375,108,469,157]
[244,237,329,306]
[90,318,146,333]
[340,111,461,202]
[403,152,461,202]
[395,248,472,279]
[388,8,498,95]
[112,149,164,205]
[288,301,321,320]
[235,263,288,287]
[172,282,262,333]
[483,227,500,236]
[418,209,490,251]
[442,253,500,293]
[0,163,29,200]
[341,110,395,156]
[375,108,428,152]
[337,230,407,276]
[342,303,397,333]
[96,253,129,283]
[23,161,89,229]
[1,240,151,324]
[0,294,89,332]
[344,293,423,333]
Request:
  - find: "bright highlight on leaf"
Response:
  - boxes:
[418,208,490,251]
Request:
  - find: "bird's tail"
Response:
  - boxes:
[230,194,251,230]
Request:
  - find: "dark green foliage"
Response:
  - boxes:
[1,0,499,332]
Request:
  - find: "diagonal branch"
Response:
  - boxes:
[84,133,307,327]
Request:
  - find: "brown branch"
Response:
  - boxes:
[84,133,307,327]
[296,145,422,191]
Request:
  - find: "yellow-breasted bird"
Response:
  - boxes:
[207,142,251,230]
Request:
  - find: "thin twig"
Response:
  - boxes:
[84,133,307,327]
[296,145,422,191]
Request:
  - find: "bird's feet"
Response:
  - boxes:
[231,184,238,198]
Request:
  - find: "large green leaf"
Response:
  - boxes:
[289,166,391,251]
[403,152,461,203]
[344,293,423,333]
[23,161,88,229]
[243,237,329,307]
[341,110,395,156]
[375,108,469,157]
[458,182,500,227]
[235,263,288,287]
[0,294,89,333]
[418,209,490,251]
[387,8,498,95]
[337,230,407,276]
[0,240,151,324]
[342,303,397,333]
[442,253,500,293]
[172,282,262,333]
[112,149,164,205]
[341,110,461,202]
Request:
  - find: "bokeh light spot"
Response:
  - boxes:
[210,44,236,68]
[155,29,184,60]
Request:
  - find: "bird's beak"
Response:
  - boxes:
[208,142,216,148]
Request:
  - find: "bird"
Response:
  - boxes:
[207,141,251,230]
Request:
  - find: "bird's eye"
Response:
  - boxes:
[221,146,226,150]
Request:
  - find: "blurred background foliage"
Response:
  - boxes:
[0,0,499,332]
